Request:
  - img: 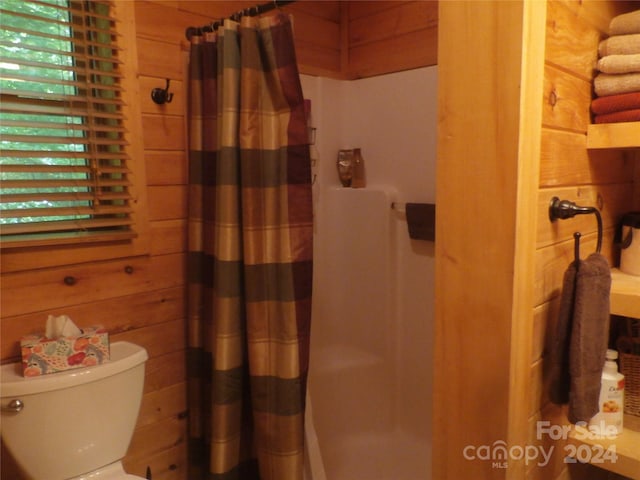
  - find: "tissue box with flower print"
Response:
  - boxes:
[20,326,110,377]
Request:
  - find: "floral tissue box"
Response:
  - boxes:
[20,326,110,377]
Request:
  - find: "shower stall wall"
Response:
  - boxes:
[301,67,437,480]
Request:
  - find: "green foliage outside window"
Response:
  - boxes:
[1,0,90,226]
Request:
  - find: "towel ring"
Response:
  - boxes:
[549,197,603,254]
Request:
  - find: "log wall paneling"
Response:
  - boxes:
[175,1,345,78]
[543,64,592,132]
[0,255,185,320]
[137,38,184,79]
[142,116,186,151]
[0,1,357,477]
[170,0,436,79]
[134,1,210,43]
[539,129,634,187]
[0,1,467,478]
[1,286,185,359]
[145,152,188,186]
[147,185,188,221]
[434,0,638,479]
[0,0,193,476]
[530,1,638,479]
[348,1,438,78]
[150,220,188,256]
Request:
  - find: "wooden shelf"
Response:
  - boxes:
[568,415,640,479]
[587,122,640,149]
[611,268,640,318]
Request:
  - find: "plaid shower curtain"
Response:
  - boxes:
[186,13,313,480]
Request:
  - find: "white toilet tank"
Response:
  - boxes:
[1,341,148,480]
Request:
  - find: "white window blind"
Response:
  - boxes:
[0,0,134,248]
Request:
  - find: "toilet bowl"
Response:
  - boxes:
[1,341,148,480]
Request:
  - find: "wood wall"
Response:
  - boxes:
[0,2,436,479]
[2,1,637,479]
[434,0,639,479]
[531,1,639,479]
[347,1,438,78]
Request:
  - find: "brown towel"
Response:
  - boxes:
[548,261,578,405]
[591,91,640,114]
[405,203,435,241]
[568,253,611,424]
[609,10,640,36]
[548,253,612,423]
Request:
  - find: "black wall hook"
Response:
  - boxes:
[151,79,173,105]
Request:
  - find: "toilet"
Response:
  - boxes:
[1,341,148,480]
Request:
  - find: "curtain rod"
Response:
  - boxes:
[185,0,296,40]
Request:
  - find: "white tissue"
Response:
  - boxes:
[46,315,82,338]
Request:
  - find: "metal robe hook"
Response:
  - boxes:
[151,79,174,105]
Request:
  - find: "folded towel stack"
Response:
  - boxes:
[592,10,640,124]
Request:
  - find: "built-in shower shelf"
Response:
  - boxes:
[568,414,640,478]
[610,269,640,318]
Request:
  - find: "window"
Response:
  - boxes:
[0,0,134,248]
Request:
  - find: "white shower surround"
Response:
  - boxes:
[301,66,437,480]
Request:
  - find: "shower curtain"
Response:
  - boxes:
[186,13,313,480]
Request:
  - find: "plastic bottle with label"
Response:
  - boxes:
[589,349,625,436]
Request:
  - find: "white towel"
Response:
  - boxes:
[599,34,640,56]
[610,10,640,36]
[594,72,640,97]
[597,54,640,74]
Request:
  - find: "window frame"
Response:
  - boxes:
[1,1,149,273]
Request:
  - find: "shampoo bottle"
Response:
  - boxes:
[351,148,366,188]
[337,149,353,187]
[589,349,625,436]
